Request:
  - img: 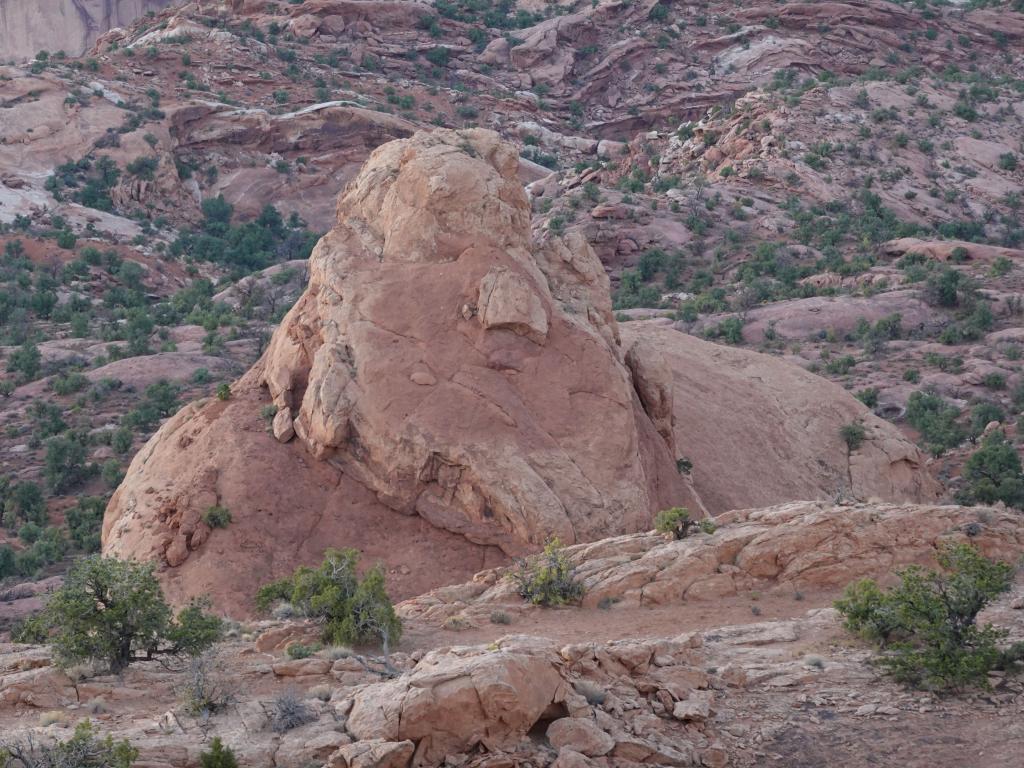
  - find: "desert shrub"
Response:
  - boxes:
[7,341,41,383]
[180,653,235,718]
[256,549,401,651]
[285,643,321,660]
[199,738,238,768]
[0,720,137,768]
[923,266,976,309]
[956,432,1024,508]
[855,387,879,408]
[202,506,232,529]
[835,543,1018,689]
[111,428,133,455]
[970,401,1005,435]
[906,390,965,455]
[32,556,221,673]
[655,507,695,539]
[65,497,107,551]
[3,481,46,527]
[489,610,512,625]
[840,422,866,451]
[268,691,314,733]
[216,383,231,400]
[43,436,93,493]
[512,538,584,606]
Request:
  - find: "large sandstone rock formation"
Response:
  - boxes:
[103,129,938,613]
[102,129,689,610]
[257,129,686,550]
[0,0,173,60]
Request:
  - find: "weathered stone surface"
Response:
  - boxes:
[546,717,615,757]
[400,501,1024,621]
[103,129,687,611]
[347,638,567,763]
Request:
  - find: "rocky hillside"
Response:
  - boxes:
[0,0,1023,763]
[0,0,174,60]
[5,501,1024,768]
[101,130,939,612]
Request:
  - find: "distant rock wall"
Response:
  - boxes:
[0,0,173,60]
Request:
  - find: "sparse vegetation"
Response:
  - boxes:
[255,549,401,652]
[19,556,221,673]
[835,544,1020,690]
[512,538,584,606]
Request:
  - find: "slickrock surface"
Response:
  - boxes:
[398,500,1019,624]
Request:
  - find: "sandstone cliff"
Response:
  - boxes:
[0,0,173,60]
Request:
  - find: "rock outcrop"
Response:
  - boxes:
[102,129,689,611]
[621,323,942,513]
[256,129,686,552]
[0,0,173,60]
[103,130,941,613]
[399,500,1024,624]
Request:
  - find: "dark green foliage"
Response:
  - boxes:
[200,738,239,768]
[705,316,744,345]
[0,719,138,768]
[43,435,92,493]
[512,539,584,606]
[34,556,221,673]
[6,341,41,382]
[906,390,965,455]
[256,549,402,650]
[923,266,976,308]
[285,643,320,660]
[654,507,695,539]
[170,200,318,274]
[66,497,108,551]
[126,156,158,180]
[202,506,232,528]
[3,481,46,527]
[122,379,180,431]
[46,156,121,212]
[855,387,879,408]
[613,270,662,309]
[840,422,866,451]
[970,401,1005,436]
[957,432,1024,508]
[835,544,1015,690]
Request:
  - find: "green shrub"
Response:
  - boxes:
[44,435,92,493]
[256,549,401,651]
[835,544,1016,690]
[31,556,221,673]
[0,720,138,768]
[200,738,239,768]
[216,383,231,400]
[285,642,321,660]
[202,505,232,528]
[855,387,879,408]
[956,432,1024,508]
[906,390,965,455]
[66,496,108,551]
[512,538,584,606]
[654,506,696,539]
[840,422,866,451]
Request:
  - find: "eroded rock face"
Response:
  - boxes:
[620,324,942,513]
[102,129,688,611]
[0,0,173,60]
[259,128,687,552]
[399,500,1023,623]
